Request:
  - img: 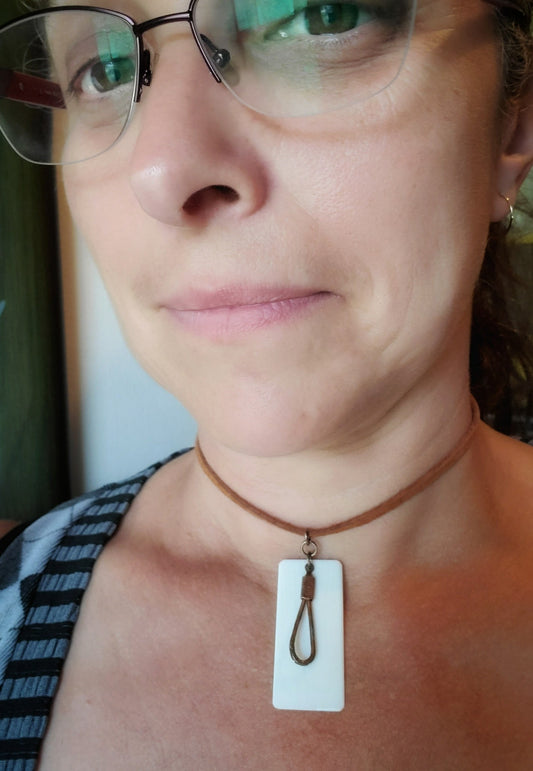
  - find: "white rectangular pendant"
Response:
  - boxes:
[273,559,344,711]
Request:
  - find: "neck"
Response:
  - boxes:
[188,388,485,577]
[196,397,478,536]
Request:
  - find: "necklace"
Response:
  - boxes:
[195,397,480,711]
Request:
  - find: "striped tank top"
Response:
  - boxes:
[0,453,180,770]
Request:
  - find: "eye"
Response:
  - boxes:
[63,27,138,100]
[265,3,371,40]
[76,56,136,95]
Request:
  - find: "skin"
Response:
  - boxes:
[9,0,533,767]
[57,0,529,521]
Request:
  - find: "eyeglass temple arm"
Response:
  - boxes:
[0,68,65,109]
[199,35,230,69]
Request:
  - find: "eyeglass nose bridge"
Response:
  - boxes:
[133,2,225,103]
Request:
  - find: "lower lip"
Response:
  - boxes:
[167,292,333,340]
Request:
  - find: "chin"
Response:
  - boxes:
[192,385,381,459]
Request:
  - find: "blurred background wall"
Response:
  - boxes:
[0,0,195,521]
[0,0,69,520]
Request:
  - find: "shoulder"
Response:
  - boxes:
[0,450,185,571]
[0,452,186,681]
[475,423,533,528]
[481,424,533,482]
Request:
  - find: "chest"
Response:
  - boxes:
[36,561,533,771]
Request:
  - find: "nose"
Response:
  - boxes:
[129,41,268,227]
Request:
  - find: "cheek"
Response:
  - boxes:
[273,74,498,350]
[62,168,166,391]
[63,165,146,297]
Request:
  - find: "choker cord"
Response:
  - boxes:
[195,396,480,538]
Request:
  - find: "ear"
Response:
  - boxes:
[492,85,533,221]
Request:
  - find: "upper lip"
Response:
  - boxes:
[163,286,329,311]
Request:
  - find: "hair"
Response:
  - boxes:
[472,0,533,439]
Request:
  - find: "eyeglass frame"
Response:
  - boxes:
[0,0,231,106]
[2,0,518,165]
[0,0,526,113]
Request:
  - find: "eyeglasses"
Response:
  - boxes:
[0,1,418,165]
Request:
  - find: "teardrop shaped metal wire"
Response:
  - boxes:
[290,596,316,666]
[289,557,316,666]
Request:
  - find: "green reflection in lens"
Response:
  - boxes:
[93,28,135,90]
[235,0,307,31]
[96,28,134,64]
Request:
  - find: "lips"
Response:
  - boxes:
[163,286,335,340]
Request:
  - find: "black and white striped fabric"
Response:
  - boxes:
[0,453,181,769]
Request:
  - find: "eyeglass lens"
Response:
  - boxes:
[195,0,417,116]
[0,10,139,164]
[0,1,416,165]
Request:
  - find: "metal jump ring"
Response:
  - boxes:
[301,535,318,558]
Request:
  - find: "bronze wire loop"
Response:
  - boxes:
[289,555,317,666]
[288,532,318,666]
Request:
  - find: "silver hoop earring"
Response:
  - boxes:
[500,195,514,234]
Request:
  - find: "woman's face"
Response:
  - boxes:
[63,0,509,455]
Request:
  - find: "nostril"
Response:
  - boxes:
[213,184,239,201]
[183,184,239,216]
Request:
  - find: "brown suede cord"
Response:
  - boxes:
[195,397,481,538]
